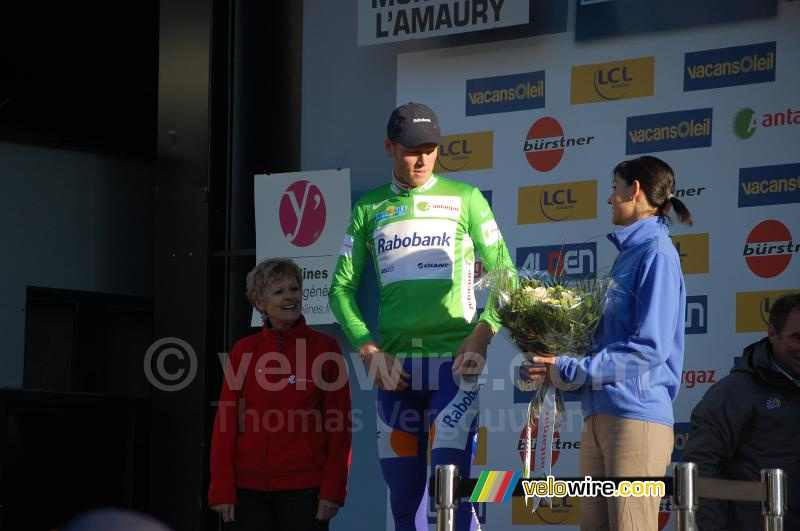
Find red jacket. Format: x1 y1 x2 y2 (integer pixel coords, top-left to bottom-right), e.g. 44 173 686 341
208 317 352 506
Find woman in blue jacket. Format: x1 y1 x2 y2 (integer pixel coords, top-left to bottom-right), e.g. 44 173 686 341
528 156 692 531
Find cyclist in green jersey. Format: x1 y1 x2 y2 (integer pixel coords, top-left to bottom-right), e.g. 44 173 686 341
329 103 513 530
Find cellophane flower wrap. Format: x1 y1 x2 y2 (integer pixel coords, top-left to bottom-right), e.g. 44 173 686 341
477 266 611 485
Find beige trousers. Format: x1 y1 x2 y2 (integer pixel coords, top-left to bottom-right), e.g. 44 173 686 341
579 414 673 531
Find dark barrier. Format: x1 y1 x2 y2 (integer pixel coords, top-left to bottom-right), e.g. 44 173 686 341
433 462 787 531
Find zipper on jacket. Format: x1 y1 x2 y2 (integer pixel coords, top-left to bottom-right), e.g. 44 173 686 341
277 330 284 353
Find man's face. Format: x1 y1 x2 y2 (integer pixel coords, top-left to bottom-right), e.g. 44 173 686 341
385 140 438 188
769 309 800 378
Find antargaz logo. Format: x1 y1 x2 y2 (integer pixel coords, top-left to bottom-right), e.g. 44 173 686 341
743 220 798 278
682 369 717 389
523 117 595 172
517 180 597 224
738 163 800 208
434 131 493 173
684 41 776 91
570 56 654 105
626 108 712 155
735 289 800 333
516 243 597 279
733 106 800 140
466 70 545 116
279 180 326 247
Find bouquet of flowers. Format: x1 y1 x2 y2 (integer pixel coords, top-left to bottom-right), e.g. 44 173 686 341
478 265 610 507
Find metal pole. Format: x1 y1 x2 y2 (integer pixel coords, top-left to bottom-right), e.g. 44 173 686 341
762 469 786 531
673 462 698 531
435 464 458 531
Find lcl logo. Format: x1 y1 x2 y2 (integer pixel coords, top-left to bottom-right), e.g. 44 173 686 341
542 189 577 206
596 66 632 85
440 139 472 157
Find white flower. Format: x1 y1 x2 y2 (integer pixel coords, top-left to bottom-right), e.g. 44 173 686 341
532 286 548 299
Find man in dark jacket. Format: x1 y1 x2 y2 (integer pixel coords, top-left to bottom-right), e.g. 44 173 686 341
682 293 800 530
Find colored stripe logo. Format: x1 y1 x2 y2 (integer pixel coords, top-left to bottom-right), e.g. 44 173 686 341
470 471 520 502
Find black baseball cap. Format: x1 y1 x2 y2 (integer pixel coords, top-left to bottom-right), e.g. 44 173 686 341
386 102 442 147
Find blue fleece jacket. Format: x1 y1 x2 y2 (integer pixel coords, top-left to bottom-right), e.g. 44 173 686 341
555 216 686 427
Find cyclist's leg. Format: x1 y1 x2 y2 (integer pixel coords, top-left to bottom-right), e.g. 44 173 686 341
429 360 481 531
377 380 428 531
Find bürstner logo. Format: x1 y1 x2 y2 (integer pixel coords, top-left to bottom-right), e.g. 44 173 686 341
738 163 800 208
523 117 595 172
626 108 712 155
516 243 597 279
743 220 798 279
466 71 545 116
570 56 655 105
517 424 579 470
733 106 800 140
683 42 776 91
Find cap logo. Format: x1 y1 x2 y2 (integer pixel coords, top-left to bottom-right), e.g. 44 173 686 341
413 118 432 123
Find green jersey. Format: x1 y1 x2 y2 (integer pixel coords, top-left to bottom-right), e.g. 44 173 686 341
329 174 514 358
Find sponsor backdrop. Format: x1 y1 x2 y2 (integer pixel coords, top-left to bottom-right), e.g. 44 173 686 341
253 169 351 326
357 0 530 46
390 3 800 530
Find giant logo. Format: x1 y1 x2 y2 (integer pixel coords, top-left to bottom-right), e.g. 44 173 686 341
743 220 798 278
626 108 713 155
735 289 800 333
739 163 800 208
670 234 710 275
733 106 800 140
684 42 776 91
466 70 545 116
685 295 708 335
570 56 654 104
279 180 326 247
523 117 595 172
517 180 598 224
516 243 597 279
435 131 493 173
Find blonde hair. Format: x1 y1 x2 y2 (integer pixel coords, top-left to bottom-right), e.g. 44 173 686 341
246 258 302 307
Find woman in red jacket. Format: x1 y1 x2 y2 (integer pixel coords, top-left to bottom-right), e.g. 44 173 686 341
209 258 352 530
